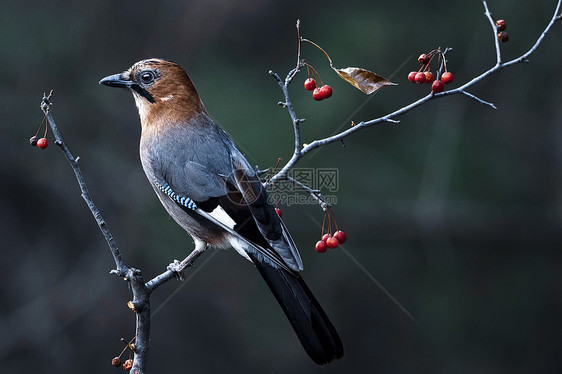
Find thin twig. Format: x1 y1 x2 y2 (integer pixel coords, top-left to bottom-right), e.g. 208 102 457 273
267 0 561 188
35 1 561 371
40 94 150 372
483 1 502 65
286 176 331 209
39 93 207 374
458 89 497 109
267 69 305 183
501 0 562 67
40 91 128 276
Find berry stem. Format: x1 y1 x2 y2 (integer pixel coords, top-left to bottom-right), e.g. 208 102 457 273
301 38 334 67
35 116 46 137
271 157 282 175
442 53 448 73
118 336 136 359
327 207 339 232
321 210 327 237
327 207 339 233
427 49 440 71
305 63 324 86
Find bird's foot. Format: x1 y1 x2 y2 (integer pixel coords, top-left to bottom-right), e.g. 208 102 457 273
166 241 207 281
166 260 183 280
167 257 197 281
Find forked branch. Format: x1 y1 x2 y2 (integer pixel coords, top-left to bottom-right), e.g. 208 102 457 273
34 1 561 372
266 0 561 198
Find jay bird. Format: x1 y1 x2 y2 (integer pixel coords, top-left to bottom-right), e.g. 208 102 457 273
99 58 343 365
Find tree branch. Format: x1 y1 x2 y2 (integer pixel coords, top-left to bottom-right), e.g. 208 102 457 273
35 1 561 372
267 0 561 192
286 176 331 210
39 92 204 374
458 89 497 109
483 1 502 65
40 91 128 276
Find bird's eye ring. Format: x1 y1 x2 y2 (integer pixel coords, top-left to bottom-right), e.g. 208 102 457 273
140 71 155 84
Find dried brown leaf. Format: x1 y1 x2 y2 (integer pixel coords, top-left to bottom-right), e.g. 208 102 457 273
333 66 397 94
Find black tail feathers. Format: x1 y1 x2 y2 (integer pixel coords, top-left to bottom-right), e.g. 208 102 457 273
249 253 343 365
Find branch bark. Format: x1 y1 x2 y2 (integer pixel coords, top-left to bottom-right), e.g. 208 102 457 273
39 92 196 374
266 0 561 195
35 1 561 372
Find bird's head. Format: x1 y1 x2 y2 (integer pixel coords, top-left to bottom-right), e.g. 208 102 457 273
100 58 206 130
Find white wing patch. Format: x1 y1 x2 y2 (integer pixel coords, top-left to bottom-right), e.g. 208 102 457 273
160 94 174 102
208 205 236 229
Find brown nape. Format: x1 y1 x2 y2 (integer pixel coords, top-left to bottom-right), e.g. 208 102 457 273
133 59 207 130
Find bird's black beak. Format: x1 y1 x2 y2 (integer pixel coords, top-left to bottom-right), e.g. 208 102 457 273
99 73 132 88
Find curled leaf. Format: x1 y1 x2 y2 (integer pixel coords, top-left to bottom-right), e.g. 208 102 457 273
333 66 397 94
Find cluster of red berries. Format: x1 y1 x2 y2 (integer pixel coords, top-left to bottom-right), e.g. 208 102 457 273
315 230 347 252
111 357 134 371
304 78 333 101
408 49 454 94
495 19 508 42
111 337 135 371
303 63 332 101
315 209 346 253
29 135 48 149
29 116 49 149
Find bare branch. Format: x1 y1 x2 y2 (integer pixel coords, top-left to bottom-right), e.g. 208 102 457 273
483 1 502 65
35 1 561 371
267 69 304 184
268 0 561 190
39 93 204 374
40 91 128 276
286 176 331 210
501 0 562 68
458 89 497 109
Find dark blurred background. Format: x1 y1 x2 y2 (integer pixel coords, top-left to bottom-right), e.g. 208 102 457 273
1 0 561 373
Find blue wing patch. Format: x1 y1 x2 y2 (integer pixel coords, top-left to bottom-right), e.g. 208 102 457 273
156 182 198 210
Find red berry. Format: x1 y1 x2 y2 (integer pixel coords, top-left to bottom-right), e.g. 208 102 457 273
408 71 417 83
424 71 434 83
333 230 347 244
111 357 122 367
414 72 426 84
319 85 332 99
37 137 48 149
441 72 453 84
322 233 332 242
418 53 430 65
315 240 327 253
123 359 133 371
304 78 317 91
312 87 323 101
275 208 282 217
498 31 509 43
431 80 444 93
326 236 339 249
495 19 506 31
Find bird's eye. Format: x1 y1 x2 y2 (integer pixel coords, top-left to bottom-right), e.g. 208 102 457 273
140 71 155 84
